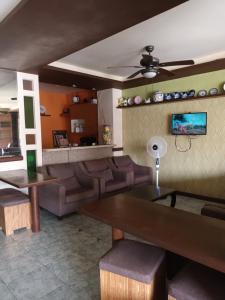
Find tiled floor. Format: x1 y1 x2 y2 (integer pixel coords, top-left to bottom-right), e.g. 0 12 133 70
0 196 207 299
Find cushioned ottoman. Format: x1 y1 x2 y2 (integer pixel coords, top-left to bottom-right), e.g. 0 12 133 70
99 239 166 300
168 262 225 300
0 188 31 235
201 204 225 221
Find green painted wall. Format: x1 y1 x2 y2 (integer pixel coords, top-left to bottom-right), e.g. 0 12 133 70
122 69 225 198
123 69 225 99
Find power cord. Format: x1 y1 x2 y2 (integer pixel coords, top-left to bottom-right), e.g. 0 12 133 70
175 135 192 152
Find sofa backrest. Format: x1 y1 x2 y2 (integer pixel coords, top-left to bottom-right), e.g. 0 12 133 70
83 158 109 172
113 155 133 169
82 158 114 182
47 163 81 191
47 163 74 179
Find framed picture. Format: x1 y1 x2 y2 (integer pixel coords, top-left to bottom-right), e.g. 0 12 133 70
52 130 69 147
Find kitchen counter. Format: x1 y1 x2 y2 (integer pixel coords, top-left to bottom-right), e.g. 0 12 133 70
42 144 114 165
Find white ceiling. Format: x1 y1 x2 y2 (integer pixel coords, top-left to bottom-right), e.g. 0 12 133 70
0 0 22 23
50 0 225 81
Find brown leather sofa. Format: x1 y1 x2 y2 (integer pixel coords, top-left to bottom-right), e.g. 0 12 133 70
38 156 152 218
111 155 153 186
79 157 132 197
38 162 99 217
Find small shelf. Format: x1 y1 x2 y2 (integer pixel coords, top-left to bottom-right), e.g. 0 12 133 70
117 93 225 109
60 112 70 117
41 114 51 117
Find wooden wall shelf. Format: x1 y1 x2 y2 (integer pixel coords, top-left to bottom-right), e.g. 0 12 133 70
0 155 23 163
41 114 51 117
117 93 225 109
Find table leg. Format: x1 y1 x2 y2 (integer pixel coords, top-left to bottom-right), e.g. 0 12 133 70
170 192 176 208
112 227 124 243
29 185 40 232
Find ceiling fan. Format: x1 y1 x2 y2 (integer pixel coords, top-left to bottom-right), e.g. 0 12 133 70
108 45 194 79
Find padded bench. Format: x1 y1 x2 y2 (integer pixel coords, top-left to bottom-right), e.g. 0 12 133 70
168 262 225 300
0 188 31 235
201 203 225 221
99 239 166 299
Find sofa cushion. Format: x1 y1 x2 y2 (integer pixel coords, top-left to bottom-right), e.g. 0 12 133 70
47 163 74 179
84 158 108 172
65 187 96 203
60 176 81 192
105 179 128 193
91 168 113 182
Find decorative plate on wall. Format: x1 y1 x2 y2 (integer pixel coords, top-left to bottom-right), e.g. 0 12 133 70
197 90 207 97
209 88 218 96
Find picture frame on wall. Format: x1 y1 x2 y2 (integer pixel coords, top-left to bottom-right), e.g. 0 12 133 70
52 130 69 147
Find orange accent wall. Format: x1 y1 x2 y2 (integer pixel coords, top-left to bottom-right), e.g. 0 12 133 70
40 88 96 149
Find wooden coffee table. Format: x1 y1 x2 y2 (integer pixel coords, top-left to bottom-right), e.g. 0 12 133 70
122 185 177 207
0 169 57 232
80 193 225 273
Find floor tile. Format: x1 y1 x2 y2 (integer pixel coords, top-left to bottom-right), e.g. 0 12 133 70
0 280 16 300
8 266 63 299
0 253 43 285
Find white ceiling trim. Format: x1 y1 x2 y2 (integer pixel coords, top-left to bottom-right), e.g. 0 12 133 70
49 61 125 82
50 51 225 82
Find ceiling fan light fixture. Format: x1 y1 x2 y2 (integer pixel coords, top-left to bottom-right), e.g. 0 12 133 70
142 68 157 79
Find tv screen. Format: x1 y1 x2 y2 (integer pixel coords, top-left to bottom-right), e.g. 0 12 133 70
171 112 207 135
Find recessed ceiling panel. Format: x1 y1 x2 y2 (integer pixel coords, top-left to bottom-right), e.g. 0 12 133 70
56 0 225 80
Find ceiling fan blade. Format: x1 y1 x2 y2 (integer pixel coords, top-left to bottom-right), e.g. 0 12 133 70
159 60 194 67
107 66 142 69
127 69 143 79
159 68 174 77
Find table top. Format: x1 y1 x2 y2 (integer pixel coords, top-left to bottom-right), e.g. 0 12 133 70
121 185 175 201
81 194 225 273
0 169 57 188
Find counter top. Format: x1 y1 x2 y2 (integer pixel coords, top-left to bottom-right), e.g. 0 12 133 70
43 144 114 152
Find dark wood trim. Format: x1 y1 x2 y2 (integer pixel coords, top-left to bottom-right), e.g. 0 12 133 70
0 155 23 163
117 93 225 109
39 66 123 90
175 191 225 205
0 0 186 71
112 147 124 152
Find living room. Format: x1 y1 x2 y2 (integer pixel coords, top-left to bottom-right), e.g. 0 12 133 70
0 0 224 299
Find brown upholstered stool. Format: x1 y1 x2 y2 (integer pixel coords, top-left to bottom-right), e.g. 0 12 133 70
0 188 31 236
99 239 166 300
168 262 225 300
201 204 225 221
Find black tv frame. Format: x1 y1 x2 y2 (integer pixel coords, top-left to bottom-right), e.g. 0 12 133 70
171 112 207 136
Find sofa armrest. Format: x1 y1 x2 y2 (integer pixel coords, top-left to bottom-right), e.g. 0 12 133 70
112 169 133 185
134 164 152 175
38 183 66 215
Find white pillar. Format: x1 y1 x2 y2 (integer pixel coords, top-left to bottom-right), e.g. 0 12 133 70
97 88 123 156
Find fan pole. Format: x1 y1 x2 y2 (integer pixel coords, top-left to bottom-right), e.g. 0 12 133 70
155 157 160 189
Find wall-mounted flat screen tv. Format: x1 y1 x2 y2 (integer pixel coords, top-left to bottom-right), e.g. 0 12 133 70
171 112 207 135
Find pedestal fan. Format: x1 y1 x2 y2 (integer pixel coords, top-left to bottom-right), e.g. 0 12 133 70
147 136 167 189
